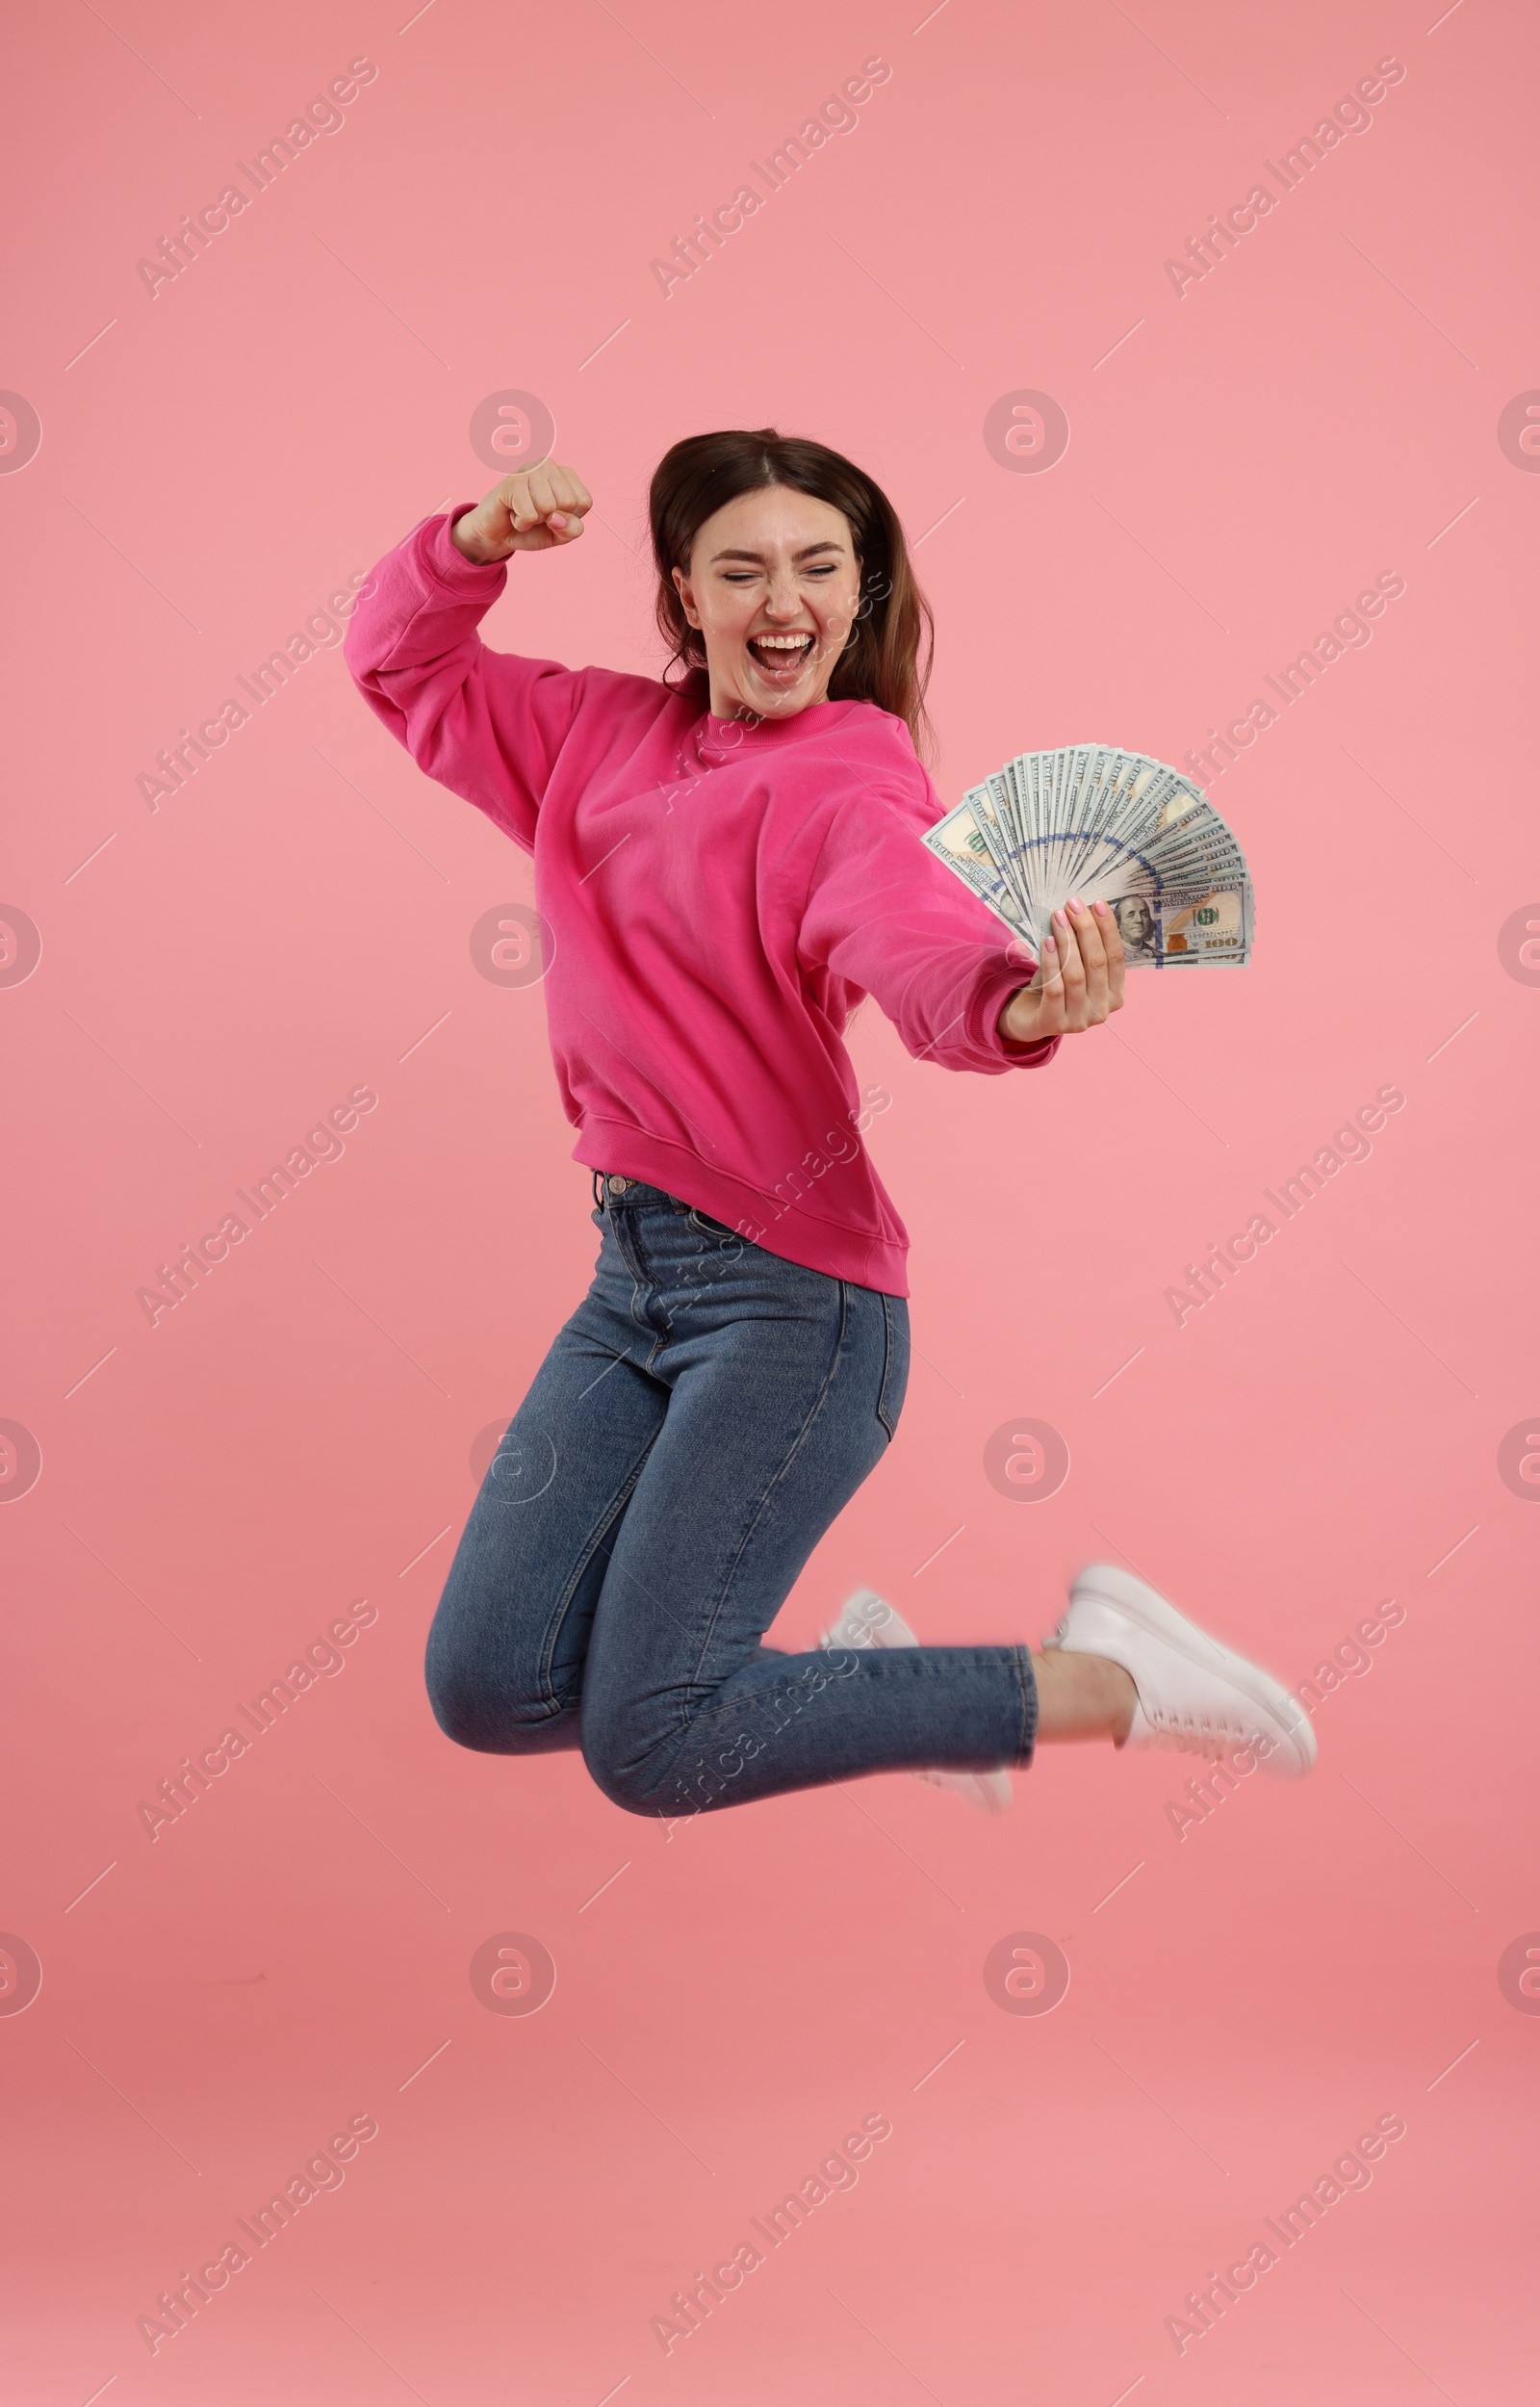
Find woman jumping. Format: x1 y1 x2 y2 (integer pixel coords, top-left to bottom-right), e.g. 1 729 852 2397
345 427 1315 1824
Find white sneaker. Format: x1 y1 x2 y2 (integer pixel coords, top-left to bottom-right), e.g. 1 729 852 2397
1043 1563 1316 1778
820 1589 1014 1815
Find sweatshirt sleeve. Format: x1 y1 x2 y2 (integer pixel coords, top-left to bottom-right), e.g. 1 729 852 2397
797 784 1062 1076
343 506 588 852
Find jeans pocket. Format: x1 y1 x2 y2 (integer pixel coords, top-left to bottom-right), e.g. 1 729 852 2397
876 1292 910 1440
687 1205 740 1242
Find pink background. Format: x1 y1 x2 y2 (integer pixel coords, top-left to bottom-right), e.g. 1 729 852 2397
4 1 1537 2399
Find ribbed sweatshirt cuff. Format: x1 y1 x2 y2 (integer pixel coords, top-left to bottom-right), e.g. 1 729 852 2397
412 505 511 602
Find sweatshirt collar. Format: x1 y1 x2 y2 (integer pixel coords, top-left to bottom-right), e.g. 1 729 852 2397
691 692 861 763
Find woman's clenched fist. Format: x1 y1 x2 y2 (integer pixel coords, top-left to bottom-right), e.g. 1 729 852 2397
449 460 593 564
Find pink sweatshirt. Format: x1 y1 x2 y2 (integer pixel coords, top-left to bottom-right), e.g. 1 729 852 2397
345 508 1059 1296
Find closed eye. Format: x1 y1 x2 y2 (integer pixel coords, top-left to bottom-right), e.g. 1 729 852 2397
722 564 839 582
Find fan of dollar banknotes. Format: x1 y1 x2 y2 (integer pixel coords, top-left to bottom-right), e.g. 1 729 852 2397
925 743 1253 967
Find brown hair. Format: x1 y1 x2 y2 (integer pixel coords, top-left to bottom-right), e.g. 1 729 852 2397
648 427 937 766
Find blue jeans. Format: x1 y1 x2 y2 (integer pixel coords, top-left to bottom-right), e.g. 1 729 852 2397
425 1177 1037 1817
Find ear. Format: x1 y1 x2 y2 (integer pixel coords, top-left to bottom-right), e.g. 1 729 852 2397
671 562 700 630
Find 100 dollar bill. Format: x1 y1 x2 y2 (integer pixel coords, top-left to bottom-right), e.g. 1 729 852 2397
1104 882 1252 966
924 797 1253 965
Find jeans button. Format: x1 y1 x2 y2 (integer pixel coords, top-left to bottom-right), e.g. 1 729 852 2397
607 1175 629 1195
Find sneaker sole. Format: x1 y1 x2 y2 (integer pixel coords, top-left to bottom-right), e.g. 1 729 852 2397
1063 1564 1317 1776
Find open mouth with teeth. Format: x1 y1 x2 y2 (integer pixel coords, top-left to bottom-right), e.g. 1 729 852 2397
747 631 817 680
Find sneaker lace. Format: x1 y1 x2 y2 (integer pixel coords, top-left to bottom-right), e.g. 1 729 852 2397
1145 1703 1248 1760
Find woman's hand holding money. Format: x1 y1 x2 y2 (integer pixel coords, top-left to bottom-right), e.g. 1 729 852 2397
997 896 1125 1047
